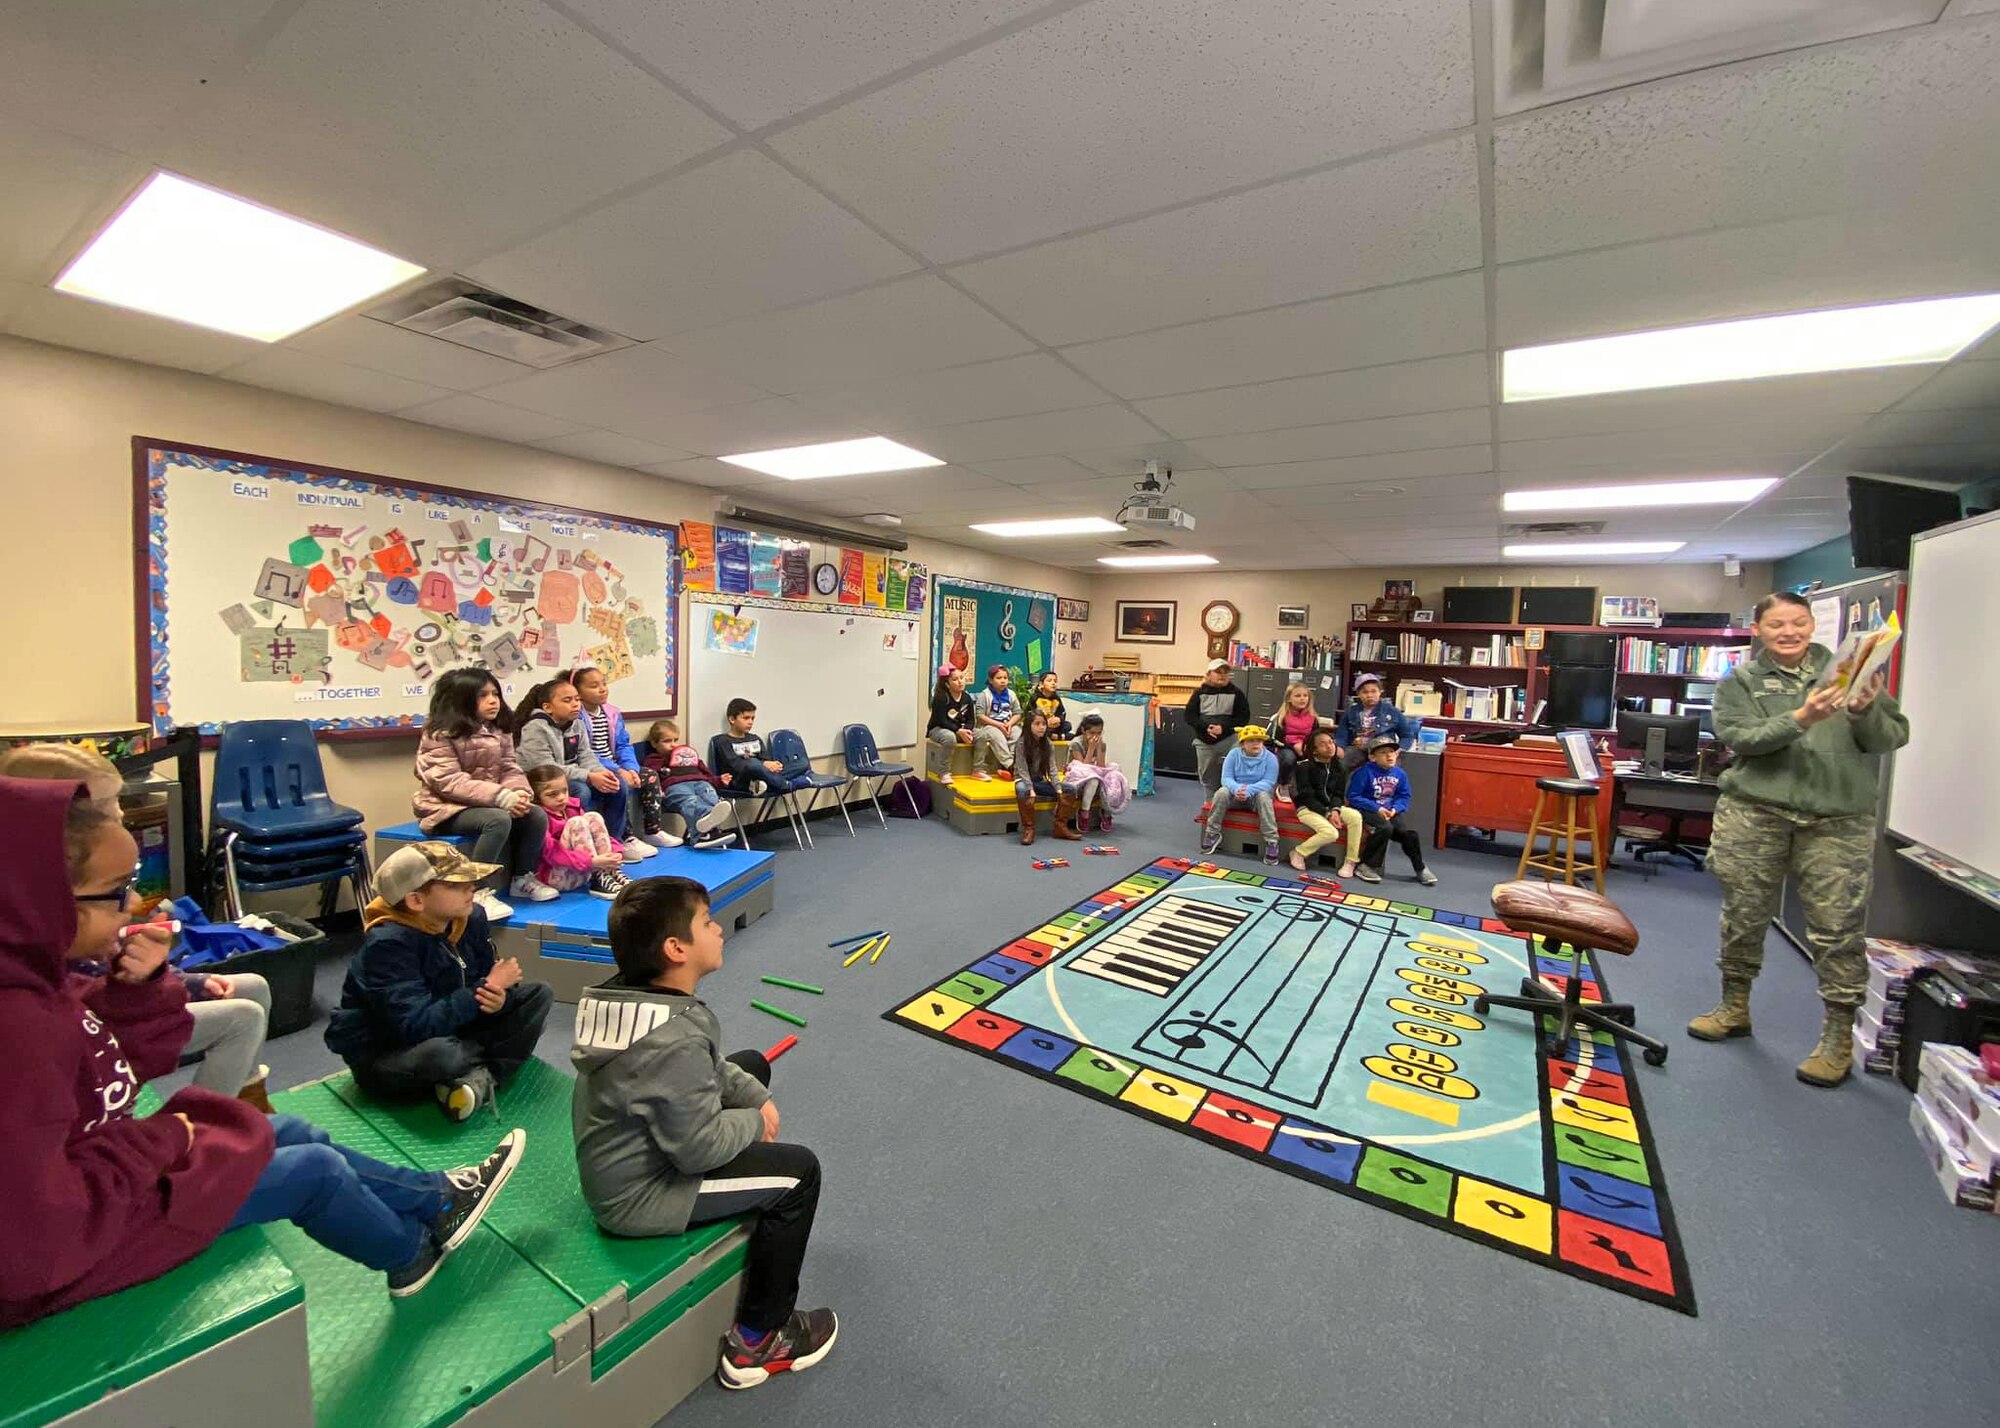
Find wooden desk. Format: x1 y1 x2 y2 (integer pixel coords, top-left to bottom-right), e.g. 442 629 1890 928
1437 741 1613 850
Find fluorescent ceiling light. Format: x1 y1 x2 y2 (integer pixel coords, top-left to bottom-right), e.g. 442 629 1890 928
720 436 944 480
1504 541 1685 559
1503 477 1779 513
1502 294 2000 402
1096 553 1219 568
969 516 1125 538
53 171 424 342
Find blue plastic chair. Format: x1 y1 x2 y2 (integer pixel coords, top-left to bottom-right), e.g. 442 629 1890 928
708 734 809 852
770 729 854 845
211 720 365 837
840 723 917 828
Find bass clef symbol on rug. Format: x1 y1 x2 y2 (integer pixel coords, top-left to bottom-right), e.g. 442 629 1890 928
998 600 1017 651
1154 1011 1274 1072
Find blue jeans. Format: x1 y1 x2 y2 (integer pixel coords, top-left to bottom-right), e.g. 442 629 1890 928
579 781 630 840
226 1115 448 1272
662 781 720 827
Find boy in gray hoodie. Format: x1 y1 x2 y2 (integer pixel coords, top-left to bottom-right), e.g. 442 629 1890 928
572 877 836 1390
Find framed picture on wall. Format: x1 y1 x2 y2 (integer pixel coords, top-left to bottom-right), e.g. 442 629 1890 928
1350 603 1369 620
1276 604 1309 629
1057 597 1091 622
1114 600 1177 643
1411 609 1435 623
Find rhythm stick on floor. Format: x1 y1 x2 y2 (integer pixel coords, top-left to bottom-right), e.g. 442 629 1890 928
750 1000 808 1028
827 930 883 948
765 1035 798 1062
868 934 891 964
843 937 879 968
761 977 824 995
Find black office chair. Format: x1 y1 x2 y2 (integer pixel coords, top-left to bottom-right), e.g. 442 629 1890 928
1625 815 1706 872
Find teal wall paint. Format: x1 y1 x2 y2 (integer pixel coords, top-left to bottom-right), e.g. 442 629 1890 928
1773 535 1889 591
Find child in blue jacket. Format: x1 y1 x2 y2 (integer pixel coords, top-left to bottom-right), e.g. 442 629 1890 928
1347 735 1435 886
1200 725 1282 865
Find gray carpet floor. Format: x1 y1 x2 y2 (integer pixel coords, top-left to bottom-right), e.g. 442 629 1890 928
193 777 1999 1427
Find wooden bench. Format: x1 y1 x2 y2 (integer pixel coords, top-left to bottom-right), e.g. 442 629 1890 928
1193 795 1354 868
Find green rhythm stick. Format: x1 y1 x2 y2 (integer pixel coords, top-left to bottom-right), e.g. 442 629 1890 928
761 977 824 996
751 1000 808 1028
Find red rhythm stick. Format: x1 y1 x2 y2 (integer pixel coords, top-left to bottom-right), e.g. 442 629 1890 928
765 1035 798 1062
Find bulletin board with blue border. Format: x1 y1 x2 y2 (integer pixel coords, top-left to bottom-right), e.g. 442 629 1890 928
133 437 678 736
930 576 1056 692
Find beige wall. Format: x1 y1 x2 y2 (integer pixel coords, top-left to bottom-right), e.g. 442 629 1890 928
0 335 1090 843
1075 563 1771 676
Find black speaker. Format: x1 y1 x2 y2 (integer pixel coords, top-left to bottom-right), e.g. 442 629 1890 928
1518 587 1598 625
1441 587 1517 622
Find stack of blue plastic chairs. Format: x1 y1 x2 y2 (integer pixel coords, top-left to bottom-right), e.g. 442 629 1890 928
208 720 373 919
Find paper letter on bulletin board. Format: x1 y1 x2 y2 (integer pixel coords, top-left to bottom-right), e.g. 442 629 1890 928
137 439 678 736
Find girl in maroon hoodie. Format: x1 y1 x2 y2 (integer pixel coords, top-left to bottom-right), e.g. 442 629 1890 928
0 778 525 1323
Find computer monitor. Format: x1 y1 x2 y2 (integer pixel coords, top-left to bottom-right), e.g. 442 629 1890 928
1617 711 1701 774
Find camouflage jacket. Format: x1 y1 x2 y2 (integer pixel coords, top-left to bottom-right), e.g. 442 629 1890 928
1713 646 1909 818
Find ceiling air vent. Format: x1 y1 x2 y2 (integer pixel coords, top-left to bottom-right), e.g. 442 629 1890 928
1494 0 1946 115
1505 519 1608 537
1111 538 1172 550
365 278 633 369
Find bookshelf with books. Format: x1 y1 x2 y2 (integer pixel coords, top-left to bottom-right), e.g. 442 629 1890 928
1344 618 1754 733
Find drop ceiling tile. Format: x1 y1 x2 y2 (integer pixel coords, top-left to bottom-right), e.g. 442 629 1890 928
0 122 146 285
770 0 1472 262
1134 354 1492 440
284 316 531 391
1493 21 2000 263
400 394 585 445
474 343 772 445
532 429 694 469
1192 408 1491 469
642 456 784 490
629 397 870 456
672 275 1034 393
803 354 1113 430
559 0 1055 130
1495 208 2000 348
1852 407 2000 446
0 1 278 153
1061 272 1486 400
468 150 919 340
893 404 1163 464
1496 370 1935 443
0 280 31 327
1225 446 1496 491
159 0 732 265
1499 423 1855 472
951 135 1482 345
222 347 452 413
1894 361 2000 411
7 288 262 373
964 455 1104 486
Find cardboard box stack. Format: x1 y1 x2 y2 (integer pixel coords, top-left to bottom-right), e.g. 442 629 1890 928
1854 938 1992 1077
1909 1043 2000 1214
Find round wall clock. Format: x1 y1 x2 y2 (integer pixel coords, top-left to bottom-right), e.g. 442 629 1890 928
1201 599 1240 659
812 562 840 597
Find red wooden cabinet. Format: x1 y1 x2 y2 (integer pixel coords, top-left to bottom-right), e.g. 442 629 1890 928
1437 742 1613 850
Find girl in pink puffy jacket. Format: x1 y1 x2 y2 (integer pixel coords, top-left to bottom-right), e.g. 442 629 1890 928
411 669 552 920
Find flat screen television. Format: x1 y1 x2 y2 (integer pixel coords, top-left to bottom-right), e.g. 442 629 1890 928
1848 477 1962 569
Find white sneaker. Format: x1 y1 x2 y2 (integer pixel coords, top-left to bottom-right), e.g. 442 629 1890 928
640 828 682 849
620 837 656 862
695 802 733 836
473 889 514 922
509 873 559 903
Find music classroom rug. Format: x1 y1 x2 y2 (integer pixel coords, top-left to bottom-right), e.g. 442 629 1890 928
886 857 1695 1314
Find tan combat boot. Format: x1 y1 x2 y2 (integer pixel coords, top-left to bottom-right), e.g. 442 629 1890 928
1686 979 1754 1041
1796 1003 1855 1087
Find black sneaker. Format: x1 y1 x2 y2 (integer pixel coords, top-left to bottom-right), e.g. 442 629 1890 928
386 1237 444 1299
589 867 631 900
717 1308 839 1390
433 1129 526 1254
1200 830 1224 856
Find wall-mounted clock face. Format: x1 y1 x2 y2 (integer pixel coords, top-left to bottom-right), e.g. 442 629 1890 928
1202 600 1240 636
812 562 840 597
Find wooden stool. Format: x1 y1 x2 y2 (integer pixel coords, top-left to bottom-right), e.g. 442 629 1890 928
1479 880 1667 1067
1516 776 1605 886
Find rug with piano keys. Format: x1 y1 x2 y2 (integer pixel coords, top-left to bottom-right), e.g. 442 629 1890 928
886 857 1694 1313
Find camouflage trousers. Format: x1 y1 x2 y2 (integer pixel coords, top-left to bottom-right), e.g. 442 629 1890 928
1709 794 1874 1007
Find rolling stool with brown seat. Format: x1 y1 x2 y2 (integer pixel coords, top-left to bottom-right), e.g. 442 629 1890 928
1515 776 1606 887
1477 879 1668 1067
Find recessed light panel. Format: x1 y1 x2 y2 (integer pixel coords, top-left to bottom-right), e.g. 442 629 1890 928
1503 541 1685 559
1503 478 1778 512
1096 553 1220 568
970 517 1126 537
720 437 945 480
53 172 424 342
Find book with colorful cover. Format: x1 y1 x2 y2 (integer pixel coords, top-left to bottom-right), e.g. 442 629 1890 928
1813 611 1901 697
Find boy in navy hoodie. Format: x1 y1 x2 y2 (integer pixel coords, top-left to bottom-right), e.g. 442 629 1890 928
1347 735 1435 886
328 843 554 1121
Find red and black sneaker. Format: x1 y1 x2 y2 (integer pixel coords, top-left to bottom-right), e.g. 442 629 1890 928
717 1308 839 1390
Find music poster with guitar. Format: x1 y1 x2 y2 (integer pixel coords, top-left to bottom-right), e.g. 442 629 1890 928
136 438 678 735
930 576 1056 691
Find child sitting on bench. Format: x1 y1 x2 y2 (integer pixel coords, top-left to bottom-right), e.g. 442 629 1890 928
573 877 837 1391
1200 724 1281 865
1347 734 1436 887
525 764 629 900
326 842 555 1122
0 778 523 1321
642 719 738 848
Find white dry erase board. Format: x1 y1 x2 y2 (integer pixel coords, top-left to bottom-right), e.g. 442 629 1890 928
1886 508 2000 882
136 439 677 735
685 594 923 755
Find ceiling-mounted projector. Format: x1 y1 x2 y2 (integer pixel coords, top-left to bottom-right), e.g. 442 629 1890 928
1115 459 1195 533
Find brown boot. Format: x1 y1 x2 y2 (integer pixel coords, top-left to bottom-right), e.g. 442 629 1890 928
1051 789 1082 840
1017 792 1037 845
237 1064 275 1114
1797 1003 1855 1087
1687 979 1754 1041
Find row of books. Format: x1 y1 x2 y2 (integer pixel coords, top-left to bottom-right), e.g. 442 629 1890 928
1393 678 1531 724
1231 636 1343 671
1616 639 1752 676
1349 631 1527 667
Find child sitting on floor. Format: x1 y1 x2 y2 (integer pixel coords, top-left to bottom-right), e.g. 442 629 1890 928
325 842 556 1121
1200 724 1281 865
0 778 523 1320
1061 712 1129 834
573 877 836 1391
1347 734 1435 887
642 720 737 848
526 764 630 900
